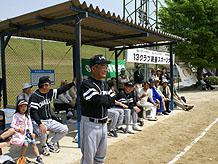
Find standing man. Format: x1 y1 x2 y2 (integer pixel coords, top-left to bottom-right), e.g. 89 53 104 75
29 76 74 156
80 54 114 164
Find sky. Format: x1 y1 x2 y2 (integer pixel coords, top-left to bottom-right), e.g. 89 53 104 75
0 0 123 20
0 0 165 21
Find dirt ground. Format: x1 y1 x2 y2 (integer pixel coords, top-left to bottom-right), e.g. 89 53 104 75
105 90 218 164
2 90 218 164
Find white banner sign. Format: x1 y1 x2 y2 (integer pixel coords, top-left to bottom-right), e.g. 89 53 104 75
176 64 198 87
127 48 172 65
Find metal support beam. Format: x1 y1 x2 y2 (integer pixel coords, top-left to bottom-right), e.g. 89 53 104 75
115 50 119 86
0 12 88 36
75 17 82 148
4 35 11 49
83 33 148 44
169 44 174 110
109 41 177 51
115 50 123 87
0 36 8 108
70 6 148 36
74 12 87 148
73 41 76 77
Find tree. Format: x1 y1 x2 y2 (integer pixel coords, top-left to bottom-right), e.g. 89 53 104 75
159 0 218 79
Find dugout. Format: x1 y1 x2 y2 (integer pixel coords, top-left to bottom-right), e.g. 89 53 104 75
0 0 183 146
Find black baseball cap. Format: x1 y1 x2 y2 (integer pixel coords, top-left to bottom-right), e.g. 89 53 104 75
89 54 111 67
149 78 155 83
38 76 51 87
18 99 28 106
124 81 134 87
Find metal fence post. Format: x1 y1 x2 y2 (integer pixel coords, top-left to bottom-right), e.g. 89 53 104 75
115 50 119 86
0 36 7 108
74 16 82 148
74 12 89 147
40 39 44 70
73 41 76 77
169 44 174 110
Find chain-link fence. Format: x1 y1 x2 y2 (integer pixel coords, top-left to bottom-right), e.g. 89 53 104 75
3 37 113 107
3 37 177 107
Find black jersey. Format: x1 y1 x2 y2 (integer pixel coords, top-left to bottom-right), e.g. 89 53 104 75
29 82 74 125
116 90 138 109
80 76 115 119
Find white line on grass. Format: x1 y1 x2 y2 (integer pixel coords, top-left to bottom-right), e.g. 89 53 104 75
168 117 218 164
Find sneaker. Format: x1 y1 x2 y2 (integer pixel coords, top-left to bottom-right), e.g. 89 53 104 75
146 115 152 119
36 156 44 164
42 146 50 156
185 105 194 111
107 118 112 124
66 111 74 120
66 111 73 118
132 126 142 131
66 119 76 124
187 106 194 111
116 127 126 133
157 112 163 116
148 118 158 121
139 120 144 127
48 143 60 153
125 129 135 134
73 134 78 143
108 130 118 137
162 111 169 115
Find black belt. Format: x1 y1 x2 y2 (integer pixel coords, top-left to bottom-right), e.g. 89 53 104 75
89 117 108 124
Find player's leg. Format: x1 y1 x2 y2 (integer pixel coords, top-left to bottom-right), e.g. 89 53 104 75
94 123 107 164
80 117 101 164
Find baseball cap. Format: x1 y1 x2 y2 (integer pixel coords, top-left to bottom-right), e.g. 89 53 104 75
162 79 169 84
149 78 154 83
89 55 111 67
22 83 32 90
154 77 160 82
18 99 28 106
38 76 51 87
156 68 161 72
142 80 150 85
124 81 134 87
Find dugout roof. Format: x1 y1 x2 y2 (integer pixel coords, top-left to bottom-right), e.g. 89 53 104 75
0 0 182 49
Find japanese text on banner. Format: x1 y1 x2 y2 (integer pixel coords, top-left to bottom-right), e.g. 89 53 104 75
127 48 173 65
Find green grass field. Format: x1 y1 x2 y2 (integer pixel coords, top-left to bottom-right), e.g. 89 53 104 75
4 37 123 106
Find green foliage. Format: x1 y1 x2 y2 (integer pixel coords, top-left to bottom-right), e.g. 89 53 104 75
159 0 218 68
206 76 218 85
